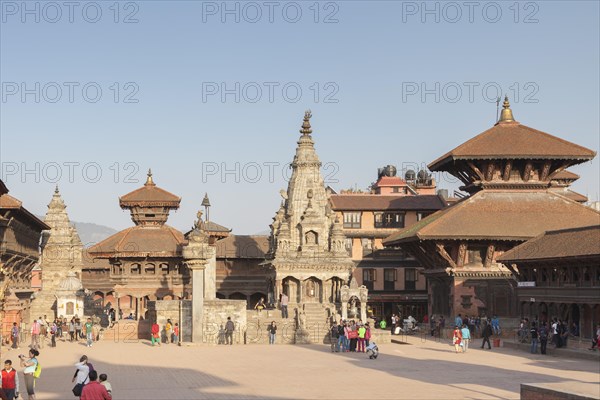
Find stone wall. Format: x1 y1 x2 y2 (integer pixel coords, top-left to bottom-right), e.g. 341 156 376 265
202 299 247 344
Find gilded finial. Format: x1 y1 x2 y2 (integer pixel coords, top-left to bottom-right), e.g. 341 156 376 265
300 110 312 135
145 169 155 186
54 185 59 194
196 210 203 223
498 95 515 123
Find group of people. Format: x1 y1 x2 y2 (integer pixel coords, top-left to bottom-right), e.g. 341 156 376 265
73 355 112 399
22 316 97 351
430 314 501 339
150 319 180 346
330 320 371 353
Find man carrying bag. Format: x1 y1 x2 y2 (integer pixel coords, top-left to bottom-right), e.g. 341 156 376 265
72 356 93 397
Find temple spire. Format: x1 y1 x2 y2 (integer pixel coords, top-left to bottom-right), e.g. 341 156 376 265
300 110 313 135
497 96 515 123
145 168 155 186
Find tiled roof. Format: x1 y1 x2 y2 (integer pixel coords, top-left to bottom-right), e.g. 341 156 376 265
82 250 112 269
552 170 580 181
498 225 600 262
119 185 181 207
0 193 50 230
383 191 600 243
0 193 22 208
550 188 588 203
215 235 269 259
428 121 596 171
330 194 446 211
375 176 406 186
88 225 185 257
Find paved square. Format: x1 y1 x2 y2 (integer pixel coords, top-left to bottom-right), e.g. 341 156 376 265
2 337 599 399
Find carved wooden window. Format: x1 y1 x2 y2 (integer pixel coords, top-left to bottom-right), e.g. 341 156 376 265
160 263 169 275
343 212 361 228
145 263 156 275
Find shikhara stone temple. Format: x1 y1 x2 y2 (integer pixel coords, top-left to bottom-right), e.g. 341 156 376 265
1 103 599 343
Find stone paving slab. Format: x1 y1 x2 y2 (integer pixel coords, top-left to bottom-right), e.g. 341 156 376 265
1 335 598 400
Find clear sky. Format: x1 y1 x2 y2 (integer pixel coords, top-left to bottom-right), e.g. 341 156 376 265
1 0 599 237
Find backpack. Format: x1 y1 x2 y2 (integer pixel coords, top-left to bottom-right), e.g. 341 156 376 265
87 362 95 373
33 361 42 378
337 325 345 336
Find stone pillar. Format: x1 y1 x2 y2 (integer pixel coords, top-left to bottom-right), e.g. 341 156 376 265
204 249 217 300
188 260 206 343
360 302 367 322
298 280 303 304
275 279 282 303
341 301 348 320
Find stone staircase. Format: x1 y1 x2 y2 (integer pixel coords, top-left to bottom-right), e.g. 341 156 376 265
244 303 337 344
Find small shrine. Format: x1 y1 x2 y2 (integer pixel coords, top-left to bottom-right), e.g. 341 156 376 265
56 270 85 319
340 277 368 322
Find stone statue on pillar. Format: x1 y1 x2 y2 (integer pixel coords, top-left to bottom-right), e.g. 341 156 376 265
182 210 215 343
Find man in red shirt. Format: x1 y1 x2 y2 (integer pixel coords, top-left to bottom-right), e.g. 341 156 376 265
80 370 111 400
151 321 160 346
0 360 21 400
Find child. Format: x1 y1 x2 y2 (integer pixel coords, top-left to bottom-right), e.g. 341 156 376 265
173 323 179 344
99 373 112 396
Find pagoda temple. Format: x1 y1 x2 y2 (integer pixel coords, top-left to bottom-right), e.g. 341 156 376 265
384 98 599 320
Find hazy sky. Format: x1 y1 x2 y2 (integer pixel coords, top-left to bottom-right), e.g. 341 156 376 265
1 0 599 238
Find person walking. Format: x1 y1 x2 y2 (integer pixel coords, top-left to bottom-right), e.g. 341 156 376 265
50 322 57 348
1 360 21 400
30 320 41 351
539 322 549 355
10 323 19 350
69 319 75 342
80 371 111 400
173 323 179 345
390 314 397 336
268 321 277 345
530 322 539 354
225 317 235 345
481 321 493 349
460 324 471 352
84 318 94 347
280 293 289 319
165 319 173 344
151 321 160 347
452 326 463 353
19 349 39 400
365 322 371 347
74 319 82 342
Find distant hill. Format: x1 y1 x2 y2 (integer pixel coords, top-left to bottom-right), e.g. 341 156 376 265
36 215 117 247
73 221 117 247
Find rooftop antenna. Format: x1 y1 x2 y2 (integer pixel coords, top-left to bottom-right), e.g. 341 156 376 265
496 96 501 123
